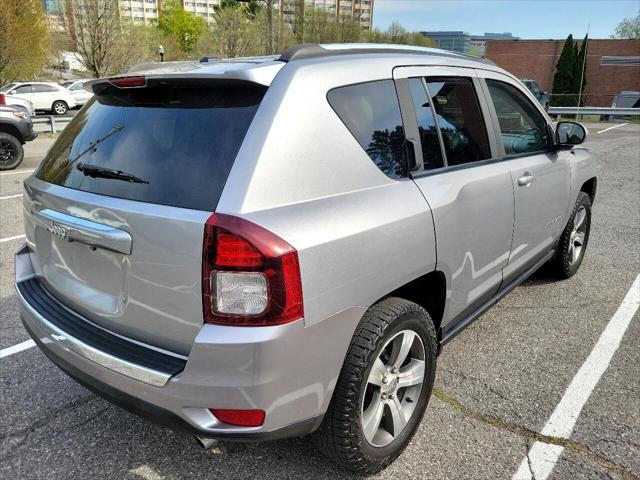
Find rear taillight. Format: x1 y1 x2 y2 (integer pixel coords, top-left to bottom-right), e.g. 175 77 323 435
202 213 303 326
0 93 5 105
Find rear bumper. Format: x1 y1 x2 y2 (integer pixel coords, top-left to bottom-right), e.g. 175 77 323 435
15 244 364 440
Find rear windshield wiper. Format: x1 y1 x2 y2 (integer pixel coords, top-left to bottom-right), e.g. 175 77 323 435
77 163 149 184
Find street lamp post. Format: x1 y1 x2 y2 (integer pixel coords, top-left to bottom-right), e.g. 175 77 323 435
158 45 165 62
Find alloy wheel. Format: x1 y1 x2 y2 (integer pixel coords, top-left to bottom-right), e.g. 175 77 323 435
0 139 17 166
361 329 426 447
568 206 587 265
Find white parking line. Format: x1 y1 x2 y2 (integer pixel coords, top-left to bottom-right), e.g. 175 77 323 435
0 168 34 176
0 234 26 243
512 274 640 480
0 194 22 200
597 123 628 134
0 340 36 359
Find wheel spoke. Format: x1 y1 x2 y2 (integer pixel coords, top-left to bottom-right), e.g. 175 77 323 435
574 207 586 230
574 231 585 246
362 392 384 442
367 357 387 387
572 243 580 263
387 395 407 436
390 331 415 370
397 359 425 388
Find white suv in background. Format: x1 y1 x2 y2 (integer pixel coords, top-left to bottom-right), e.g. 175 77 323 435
3 82 76 115
62 79 95 106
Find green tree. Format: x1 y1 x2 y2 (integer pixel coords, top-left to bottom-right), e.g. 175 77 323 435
158 0 207 55
574 34 588 106
212 6 256 58
611 14 640 39
551 34 576 107
0 0 48 84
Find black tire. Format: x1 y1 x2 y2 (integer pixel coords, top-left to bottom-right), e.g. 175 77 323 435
52 100 68 115
314 297 437 474
549 191 592 278
0 132 24 170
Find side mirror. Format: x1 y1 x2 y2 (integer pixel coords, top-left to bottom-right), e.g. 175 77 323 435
555 121 587 149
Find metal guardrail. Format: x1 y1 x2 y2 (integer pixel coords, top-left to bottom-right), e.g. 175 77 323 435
31 107 639 133
548 106 640 120
32 115 73 133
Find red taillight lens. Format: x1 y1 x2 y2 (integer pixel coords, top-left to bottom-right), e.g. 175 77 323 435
203 213 304 326
0 93 5 105
109 76 146 88
215 231 264 268
210 408 265 427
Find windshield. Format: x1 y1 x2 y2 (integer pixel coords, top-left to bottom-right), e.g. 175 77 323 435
36 85 265 211
0 83 18 93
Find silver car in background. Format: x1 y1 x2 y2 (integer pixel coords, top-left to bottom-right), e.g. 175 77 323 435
16 44 596 473
0 85 36 117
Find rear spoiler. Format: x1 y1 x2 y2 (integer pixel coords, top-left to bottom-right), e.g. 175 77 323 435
85 61 284 95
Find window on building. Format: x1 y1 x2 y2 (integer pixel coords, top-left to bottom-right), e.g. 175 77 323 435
426 78 491 166
328 80 408 179
486 79 549 155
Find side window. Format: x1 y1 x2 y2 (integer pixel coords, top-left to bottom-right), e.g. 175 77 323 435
33 84 58 93
407 78 444 170
486 79 549 155
327 80 407 179
14 85 32 94
426 78 491 166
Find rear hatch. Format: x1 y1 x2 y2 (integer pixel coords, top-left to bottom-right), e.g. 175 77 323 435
22 78 266 355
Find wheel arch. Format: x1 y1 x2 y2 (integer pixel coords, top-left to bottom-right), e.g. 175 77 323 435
580 177 597 205
0 124 23 143
379 270 447 340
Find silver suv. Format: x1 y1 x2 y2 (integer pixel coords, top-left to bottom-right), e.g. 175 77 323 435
16 44 596 473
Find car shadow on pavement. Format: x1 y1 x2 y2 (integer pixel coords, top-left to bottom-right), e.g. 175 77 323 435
80 399 367 480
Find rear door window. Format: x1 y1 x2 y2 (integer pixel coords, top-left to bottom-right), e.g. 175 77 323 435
36 85 264 211
407 78 444 170
33 84 59 93
327 80 407 179
426 78 491 166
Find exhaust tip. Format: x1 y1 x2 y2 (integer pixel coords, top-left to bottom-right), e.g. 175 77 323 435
195 435 217 450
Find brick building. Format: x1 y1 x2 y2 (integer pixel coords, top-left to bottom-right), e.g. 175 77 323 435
485 39 640 107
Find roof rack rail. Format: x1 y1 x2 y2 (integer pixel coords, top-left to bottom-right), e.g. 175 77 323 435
279 43 494 65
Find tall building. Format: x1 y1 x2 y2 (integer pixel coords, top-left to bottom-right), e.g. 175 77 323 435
420 31 519 56
49 0 374 34
42 0 66 31
420 31 471 54
118 0 222 24
277 0 374 31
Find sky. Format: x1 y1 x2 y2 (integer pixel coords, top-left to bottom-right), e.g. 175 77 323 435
372 0 640 39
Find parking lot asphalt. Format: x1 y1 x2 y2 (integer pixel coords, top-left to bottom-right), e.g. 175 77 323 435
1 122 638 479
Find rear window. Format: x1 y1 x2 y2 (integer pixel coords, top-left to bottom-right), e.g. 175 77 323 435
36 85 264 211
327 80 407 179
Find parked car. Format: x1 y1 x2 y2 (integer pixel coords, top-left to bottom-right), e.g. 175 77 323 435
62 79 96 106
1 81 76 115
0 105 37 170
521 78 550 111
16 44 596 473
0 87 36 116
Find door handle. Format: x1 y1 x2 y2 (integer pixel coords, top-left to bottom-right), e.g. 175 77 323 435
517 172 535 186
